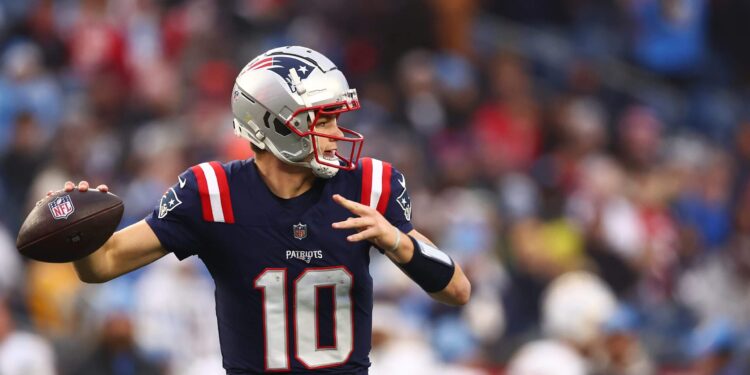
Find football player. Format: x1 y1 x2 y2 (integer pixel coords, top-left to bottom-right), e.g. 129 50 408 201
56 46 470 374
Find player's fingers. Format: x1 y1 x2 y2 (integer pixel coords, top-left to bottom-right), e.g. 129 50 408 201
96 184 109 192
46 190 54 197
346 228 378 242
332 217 373 230
77 180 90 192
332 194 368 215
64 181 75 192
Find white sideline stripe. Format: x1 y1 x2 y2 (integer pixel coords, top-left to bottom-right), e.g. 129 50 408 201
199 162 225 222
369 159 383 210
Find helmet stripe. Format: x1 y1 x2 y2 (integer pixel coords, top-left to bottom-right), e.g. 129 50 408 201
251 62 274 71
247 57 273 70
240 57 273 77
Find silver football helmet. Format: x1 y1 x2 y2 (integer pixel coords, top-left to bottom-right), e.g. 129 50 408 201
231 46 363 178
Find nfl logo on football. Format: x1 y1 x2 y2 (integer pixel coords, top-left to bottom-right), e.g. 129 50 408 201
293 222 307 240
48 195 75 220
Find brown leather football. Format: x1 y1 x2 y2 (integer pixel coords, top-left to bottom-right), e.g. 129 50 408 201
16 190 124 263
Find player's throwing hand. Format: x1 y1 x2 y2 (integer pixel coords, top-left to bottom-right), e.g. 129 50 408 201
46 181 109 197
331 194 401 253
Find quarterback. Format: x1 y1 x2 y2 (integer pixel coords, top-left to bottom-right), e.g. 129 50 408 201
58 46 470 374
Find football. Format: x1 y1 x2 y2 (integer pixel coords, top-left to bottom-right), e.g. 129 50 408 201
16 190 124 263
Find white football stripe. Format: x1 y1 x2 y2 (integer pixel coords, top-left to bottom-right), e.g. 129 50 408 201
199 162 225 222
369 159 383 210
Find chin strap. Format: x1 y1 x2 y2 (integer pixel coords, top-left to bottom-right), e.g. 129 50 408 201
310 157 338 178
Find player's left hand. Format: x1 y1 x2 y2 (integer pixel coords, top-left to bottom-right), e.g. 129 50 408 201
331 194 400 252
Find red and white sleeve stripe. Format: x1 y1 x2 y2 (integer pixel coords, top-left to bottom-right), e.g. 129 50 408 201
191 161 235 223
360 158 392 215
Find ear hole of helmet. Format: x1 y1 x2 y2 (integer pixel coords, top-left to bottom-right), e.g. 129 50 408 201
273 117 291 136
263 111 293 136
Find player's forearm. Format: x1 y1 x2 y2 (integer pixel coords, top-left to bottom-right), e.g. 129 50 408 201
74 220 167 283
73 235 117 283
388 230 471 306
429 263 471 306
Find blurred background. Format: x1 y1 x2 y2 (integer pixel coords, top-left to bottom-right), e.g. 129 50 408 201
2 0 750 374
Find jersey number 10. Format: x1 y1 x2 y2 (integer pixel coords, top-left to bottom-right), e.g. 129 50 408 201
255 266 354 371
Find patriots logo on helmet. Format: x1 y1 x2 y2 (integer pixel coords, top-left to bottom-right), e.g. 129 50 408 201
242 55 315 93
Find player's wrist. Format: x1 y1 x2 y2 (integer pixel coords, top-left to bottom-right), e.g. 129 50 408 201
375 226 410 262
381 226 416 264
385 226 401 253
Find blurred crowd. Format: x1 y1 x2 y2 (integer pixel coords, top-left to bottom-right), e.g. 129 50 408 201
2 0 750 374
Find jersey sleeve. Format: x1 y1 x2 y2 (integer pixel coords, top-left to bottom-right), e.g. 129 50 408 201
384 166 414 233
358 158 414 233
144 168 205 260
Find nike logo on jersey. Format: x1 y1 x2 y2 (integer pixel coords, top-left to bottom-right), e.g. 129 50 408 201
178 176 187 188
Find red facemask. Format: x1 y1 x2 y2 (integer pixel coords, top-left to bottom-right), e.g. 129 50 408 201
284 99 364 171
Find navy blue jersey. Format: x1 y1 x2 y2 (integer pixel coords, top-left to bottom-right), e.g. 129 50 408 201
145 158 413 374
